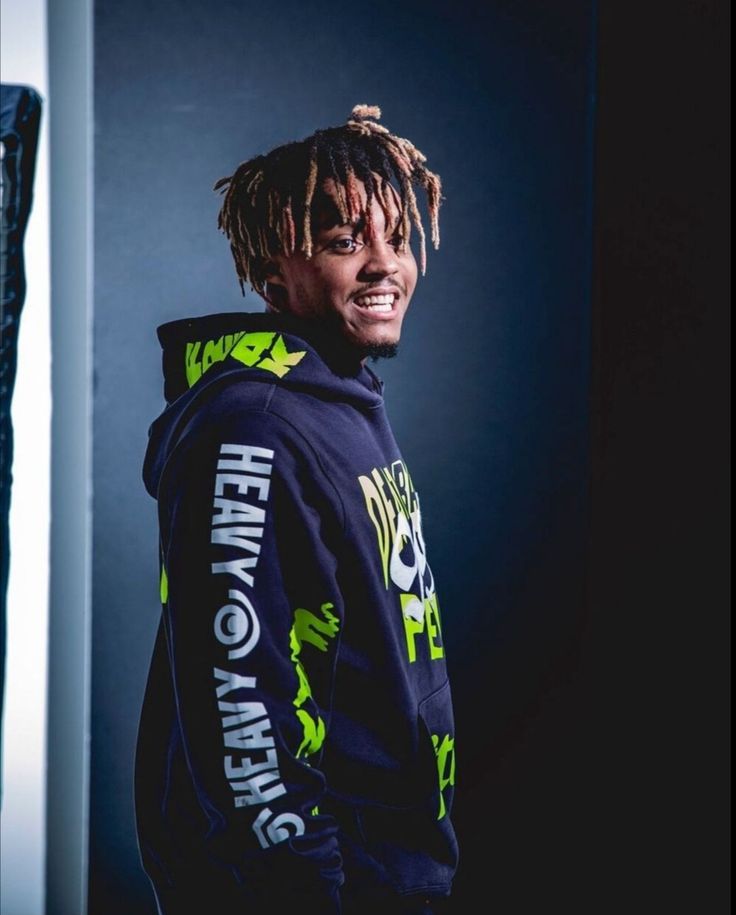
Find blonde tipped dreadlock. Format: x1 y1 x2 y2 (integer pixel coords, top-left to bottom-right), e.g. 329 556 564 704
215 104 444 296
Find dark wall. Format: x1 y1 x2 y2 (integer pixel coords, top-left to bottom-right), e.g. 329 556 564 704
90 1 595 911
587 2 730 912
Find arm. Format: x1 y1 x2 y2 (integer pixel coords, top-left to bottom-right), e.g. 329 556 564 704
157 408 346 909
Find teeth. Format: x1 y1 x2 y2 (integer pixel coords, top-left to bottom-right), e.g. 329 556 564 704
354 293 396 309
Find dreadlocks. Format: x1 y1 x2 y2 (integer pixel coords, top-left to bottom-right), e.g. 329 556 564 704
214 104 443 296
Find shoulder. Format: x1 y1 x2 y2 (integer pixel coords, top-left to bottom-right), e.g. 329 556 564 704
170 379 325 476
156 377 346 530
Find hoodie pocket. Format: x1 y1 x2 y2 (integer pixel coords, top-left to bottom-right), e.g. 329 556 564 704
416 678 456 823
353 679 459 894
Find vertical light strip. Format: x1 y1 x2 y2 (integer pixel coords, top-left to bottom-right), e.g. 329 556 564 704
45 0 93 912
0 1 50 913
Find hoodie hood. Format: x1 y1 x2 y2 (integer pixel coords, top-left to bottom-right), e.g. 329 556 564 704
157 310 385 405
144 310 386 497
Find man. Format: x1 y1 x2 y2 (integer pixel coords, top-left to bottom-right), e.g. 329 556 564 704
135 104 458 915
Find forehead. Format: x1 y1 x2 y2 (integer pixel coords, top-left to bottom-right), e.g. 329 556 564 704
313 174 403 231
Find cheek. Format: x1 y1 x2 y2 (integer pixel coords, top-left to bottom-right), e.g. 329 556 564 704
404 257 419 295
318 265 353 299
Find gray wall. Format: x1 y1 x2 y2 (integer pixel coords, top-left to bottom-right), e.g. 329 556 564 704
46 1 94 912
90 1 595 911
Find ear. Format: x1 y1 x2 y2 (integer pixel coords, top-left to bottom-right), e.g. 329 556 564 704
262 258 286 288
259 259 288 312
263 284 288 312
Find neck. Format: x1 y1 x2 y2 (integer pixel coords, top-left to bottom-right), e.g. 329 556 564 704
265 311 367 375
264 307 398 370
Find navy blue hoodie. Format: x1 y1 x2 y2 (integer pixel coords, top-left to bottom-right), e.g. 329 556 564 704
135 311 459 914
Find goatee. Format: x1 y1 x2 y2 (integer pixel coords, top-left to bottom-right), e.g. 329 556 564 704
363 341 399 361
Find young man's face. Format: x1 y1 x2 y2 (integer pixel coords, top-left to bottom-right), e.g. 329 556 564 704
264 175 418 359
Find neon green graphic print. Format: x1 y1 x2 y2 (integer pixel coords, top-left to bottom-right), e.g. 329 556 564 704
288 602 340 759
185 331 306 387
431 733 456 820
399 592 444 663
358 460 445 664
160 565 168 604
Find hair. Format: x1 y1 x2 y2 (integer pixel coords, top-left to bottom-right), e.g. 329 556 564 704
214 104 443 297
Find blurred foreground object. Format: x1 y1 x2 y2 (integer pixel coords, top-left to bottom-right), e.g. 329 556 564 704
0 83 42 749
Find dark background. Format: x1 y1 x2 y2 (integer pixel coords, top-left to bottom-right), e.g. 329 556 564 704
88 1 729 913
586 2 729 912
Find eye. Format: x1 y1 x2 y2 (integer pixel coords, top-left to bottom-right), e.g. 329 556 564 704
329 236 361 253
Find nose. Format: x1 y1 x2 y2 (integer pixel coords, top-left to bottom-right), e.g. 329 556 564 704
360 233 400 278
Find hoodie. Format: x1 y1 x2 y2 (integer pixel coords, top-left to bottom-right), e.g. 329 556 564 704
135 311 459 914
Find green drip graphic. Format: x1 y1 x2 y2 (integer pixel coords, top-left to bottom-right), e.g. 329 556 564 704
431 733 456 820
288 603 339 758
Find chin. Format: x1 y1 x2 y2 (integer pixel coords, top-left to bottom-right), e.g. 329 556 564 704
333 316 403 360
362 341 400 361
361 327 401 357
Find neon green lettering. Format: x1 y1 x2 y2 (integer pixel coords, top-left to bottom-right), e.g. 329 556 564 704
256 333 307 378
400 592 445 663
223 332 245 355
229 331 275 367
201 337 226 374
185 332 246 387
425 593 444 660
358 474 392 588
401 592 424 663
185 341 202 387
371 468 399 545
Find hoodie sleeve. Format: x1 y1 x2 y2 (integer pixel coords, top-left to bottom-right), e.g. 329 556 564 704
155 407 347 910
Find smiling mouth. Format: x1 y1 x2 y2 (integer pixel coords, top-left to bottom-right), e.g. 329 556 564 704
352 292 398 316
